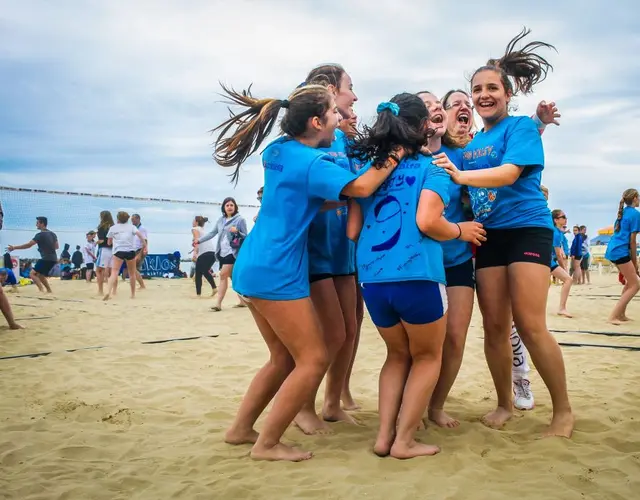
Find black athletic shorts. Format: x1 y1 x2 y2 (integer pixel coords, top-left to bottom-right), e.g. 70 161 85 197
114 250 136 261
445 258 475 289
475 227 553 270
85 263 94 270
34 259 56 276
612 255 631 266
218 254 236 266
310 272 356 284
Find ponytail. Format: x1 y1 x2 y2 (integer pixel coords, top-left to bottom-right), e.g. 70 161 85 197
472 27 556 96
350 93 430 168
211 83 333 184
614 188 640 232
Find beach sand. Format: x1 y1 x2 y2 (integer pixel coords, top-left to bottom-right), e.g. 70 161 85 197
1 273 639 500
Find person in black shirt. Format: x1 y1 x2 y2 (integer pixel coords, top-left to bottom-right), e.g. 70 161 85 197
72 245 84 270
8 216 58 293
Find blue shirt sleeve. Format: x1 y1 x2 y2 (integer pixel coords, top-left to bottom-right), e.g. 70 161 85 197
629 209 640 233
502 117 545 172
307 156 357 201
553 230 562 249
422 163 451 207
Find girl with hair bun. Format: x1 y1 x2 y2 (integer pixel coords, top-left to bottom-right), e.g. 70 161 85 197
605 188 640 324
436 28 574 438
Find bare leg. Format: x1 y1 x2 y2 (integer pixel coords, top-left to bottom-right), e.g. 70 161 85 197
212 264 233 310
609 262 640 324
125 259 138 298
552 266 573 317
322 275 358 423
342 284 364 410
572 259 582 285
294 278 344 434
96 267 105 294
476 266 514 429
29 270 45 292
391 315 447 459
225 302 295 445
429 286 474 428
0 287 23 329
374 322 411 457
39 274 53 293
103 257 123 300
249 297 329 461
509 262 574 438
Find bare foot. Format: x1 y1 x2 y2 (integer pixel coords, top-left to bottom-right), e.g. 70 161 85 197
250 442 313 462
609 318 622 326
557 309 573 318
224 427 259 445
481 406 513 429
543 411 575 439
102 294 111 302
428 408 460 428
341 392 360 411
620 316 632 322
373 431 395 457
294 411 333 435
211 289 218 298
390 439 440 459
322 407 359 425
9 323 24 330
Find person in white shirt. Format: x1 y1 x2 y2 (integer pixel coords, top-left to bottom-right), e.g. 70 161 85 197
126 213 147 290
82 231 97 282
103 211 147 301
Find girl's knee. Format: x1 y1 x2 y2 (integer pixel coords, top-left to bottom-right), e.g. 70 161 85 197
444 331 466 356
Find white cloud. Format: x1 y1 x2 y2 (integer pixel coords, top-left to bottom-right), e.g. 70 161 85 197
1 0 639 243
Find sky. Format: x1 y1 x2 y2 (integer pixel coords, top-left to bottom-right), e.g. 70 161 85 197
1 0 639 256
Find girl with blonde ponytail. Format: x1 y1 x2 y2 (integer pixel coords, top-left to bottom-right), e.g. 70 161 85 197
605 188 640 324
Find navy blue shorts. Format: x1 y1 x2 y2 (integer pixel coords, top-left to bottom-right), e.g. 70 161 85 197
34 259 56 276
360 280 448 328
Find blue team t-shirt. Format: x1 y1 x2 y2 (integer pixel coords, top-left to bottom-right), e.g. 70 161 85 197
232 138 357 300
355 154 450 285
461 116 552 230
436 144 473 268
0 268 17 285
308 129 355 276
605 206 640 262
551 226 564 267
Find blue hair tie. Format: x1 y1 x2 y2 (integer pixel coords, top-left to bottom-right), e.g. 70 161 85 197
297 81 307 88
377 102 400 116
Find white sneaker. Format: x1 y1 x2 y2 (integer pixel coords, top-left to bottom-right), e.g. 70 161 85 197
513 378 535 410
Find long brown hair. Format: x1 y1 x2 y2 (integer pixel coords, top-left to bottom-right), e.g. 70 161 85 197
614 188 639 233
98 210 114 232
211 84 333 184
471 27 556 96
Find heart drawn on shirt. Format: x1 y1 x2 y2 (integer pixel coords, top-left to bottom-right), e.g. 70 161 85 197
406 176 416 186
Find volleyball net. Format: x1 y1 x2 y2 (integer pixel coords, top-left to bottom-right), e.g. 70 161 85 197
0 186 259 258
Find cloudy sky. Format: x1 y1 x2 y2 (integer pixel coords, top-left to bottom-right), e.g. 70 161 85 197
1 0 638 252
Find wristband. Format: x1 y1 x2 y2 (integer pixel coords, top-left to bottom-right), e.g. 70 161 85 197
455 223 462 240
533 114 547 131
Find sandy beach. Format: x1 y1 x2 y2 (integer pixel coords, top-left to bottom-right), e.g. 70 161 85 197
1 273 639 500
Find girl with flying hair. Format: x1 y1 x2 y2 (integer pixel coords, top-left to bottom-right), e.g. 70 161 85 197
604 188 640 324
347 93 485 458
212 82 404 461
432 46 563 420
437 28 574 438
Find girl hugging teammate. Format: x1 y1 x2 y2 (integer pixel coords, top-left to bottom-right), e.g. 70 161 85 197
347 93 485 458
